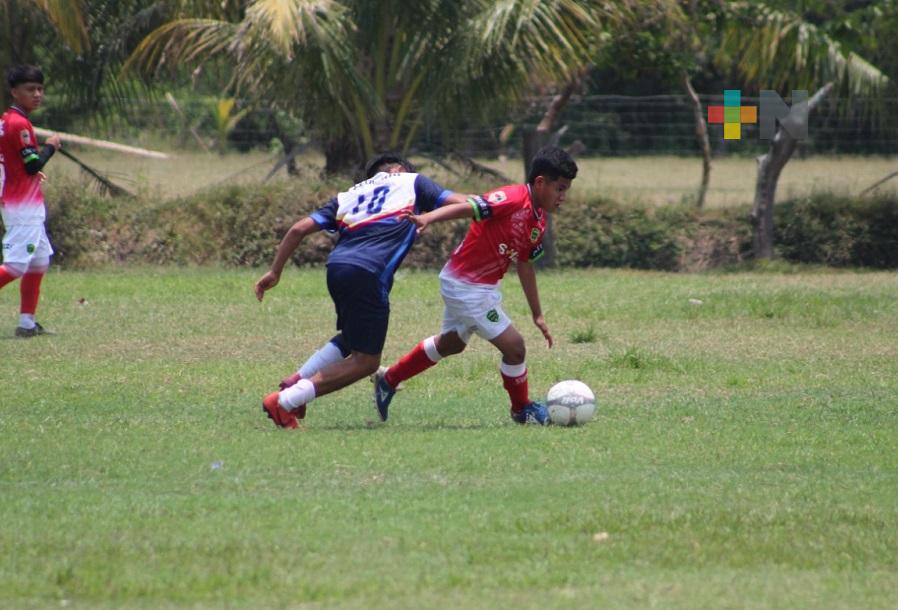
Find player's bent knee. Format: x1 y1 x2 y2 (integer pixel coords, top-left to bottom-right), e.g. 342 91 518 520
501 341 526 364
436 333 466 356
351 352 382 376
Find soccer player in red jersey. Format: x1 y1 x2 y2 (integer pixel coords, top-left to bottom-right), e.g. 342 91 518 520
374 146 578 425
0 65 61 337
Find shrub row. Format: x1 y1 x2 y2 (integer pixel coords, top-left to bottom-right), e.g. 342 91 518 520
42 180 898 271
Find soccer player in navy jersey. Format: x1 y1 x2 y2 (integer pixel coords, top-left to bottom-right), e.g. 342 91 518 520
0 65 62 337
373 146 578 425
254 153 470 428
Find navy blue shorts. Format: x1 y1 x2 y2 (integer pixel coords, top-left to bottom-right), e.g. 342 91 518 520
326 263 390 355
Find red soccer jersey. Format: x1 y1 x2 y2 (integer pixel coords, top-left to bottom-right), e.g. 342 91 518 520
442 184 546 285
0 107 45 225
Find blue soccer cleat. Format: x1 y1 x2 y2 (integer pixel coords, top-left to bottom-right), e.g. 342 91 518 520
372 366 397 422
510 402 549 425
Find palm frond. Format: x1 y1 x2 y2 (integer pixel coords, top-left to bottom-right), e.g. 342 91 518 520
125 19 240 77
243 0 346 57
36 0 90 53
719 1 888 95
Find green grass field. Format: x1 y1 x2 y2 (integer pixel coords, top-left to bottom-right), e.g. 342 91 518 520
2 267 898 608
52 147 898 207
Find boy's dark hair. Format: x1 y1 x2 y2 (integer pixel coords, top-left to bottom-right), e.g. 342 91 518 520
6 65 44 90
365 152 415 179
527 146 578 185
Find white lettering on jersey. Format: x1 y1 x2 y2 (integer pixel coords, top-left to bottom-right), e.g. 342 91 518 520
497 243 519 261
336 172 417 230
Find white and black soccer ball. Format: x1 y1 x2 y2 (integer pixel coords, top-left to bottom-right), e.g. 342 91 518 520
546 380 596 426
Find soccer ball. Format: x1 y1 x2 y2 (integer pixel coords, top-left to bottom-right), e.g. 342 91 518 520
546 380 596 426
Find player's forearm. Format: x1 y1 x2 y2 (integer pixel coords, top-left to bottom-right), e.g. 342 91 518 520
268 217 319 275
421 200 475 225
517 262 543 318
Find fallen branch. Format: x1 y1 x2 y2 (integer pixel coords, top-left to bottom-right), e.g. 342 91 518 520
34 128 169 159
859 169 898 196
448 151 514 183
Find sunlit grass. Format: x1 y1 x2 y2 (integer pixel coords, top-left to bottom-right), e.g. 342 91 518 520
1 267 897 608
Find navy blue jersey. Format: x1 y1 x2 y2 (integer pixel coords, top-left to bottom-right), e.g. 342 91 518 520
310 172 450 288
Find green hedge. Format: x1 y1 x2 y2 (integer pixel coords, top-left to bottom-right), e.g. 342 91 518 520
775 193 898 268
554 199 752 271
40 180 898 270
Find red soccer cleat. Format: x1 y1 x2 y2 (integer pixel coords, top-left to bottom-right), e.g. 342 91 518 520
262 392 299 429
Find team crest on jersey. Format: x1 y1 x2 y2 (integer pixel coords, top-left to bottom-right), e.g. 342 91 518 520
530 228 540 243
26 243 36 254
487 191 507 203
20 130 31 145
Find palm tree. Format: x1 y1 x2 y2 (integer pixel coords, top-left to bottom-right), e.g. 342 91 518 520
717 1 888 258
1 0 89 105
603 1 886 217
126 0 610 173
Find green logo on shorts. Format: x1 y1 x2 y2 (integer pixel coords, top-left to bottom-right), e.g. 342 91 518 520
26 243 35 254
486 309 499 323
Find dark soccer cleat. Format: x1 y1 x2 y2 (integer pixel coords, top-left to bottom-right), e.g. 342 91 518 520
510 402 549 426
372 366 396 422
15 322 50 338
262 391 299 429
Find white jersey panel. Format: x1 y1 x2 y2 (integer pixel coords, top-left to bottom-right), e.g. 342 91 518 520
335 172 417 230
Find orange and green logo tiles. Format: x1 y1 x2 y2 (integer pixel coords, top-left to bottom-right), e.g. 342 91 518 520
708 90 758 140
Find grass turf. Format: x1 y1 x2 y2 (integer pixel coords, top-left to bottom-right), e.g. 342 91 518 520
1 267 897 608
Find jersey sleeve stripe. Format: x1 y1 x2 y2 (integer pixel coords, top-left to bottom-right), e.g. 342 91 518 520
310 211 336 232
435 189 452 207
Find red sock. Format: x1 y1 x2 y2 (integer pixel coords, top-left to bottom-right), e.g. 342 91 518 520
502 366 530 412
20 272 44 315
385 337 441 387
0 266 17 289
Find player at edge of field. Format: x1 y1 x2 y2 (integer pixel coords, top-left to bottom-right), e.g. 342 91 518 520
373 146 578 425
0 65 62 338
254 153 474 429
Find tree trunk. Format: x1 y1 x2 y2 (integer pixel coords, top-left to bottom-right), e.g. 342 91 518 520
752 83 833 258
268 113 299 176
522 77 582 268
683 73 712 209
324 134 362 176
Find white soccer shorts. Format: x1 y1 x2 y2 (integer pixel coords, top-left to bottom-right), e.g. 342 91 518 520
439 272 511 343
2 224 54 266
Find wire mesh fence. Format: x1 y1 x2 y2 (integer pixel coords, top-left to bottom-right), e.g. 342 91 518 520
53 94 898 160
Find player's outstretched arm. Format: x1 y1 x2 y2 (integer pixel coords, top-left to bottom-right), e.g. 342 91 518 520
517 261 553 348
254 216 321 301
404 195 479 234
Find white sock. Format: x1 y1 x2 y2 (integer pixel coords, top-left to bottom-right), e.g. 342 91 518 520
18 314 35 330
500 361 527 378
423 335 444 362
299 341 345 378
279 378 316 411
